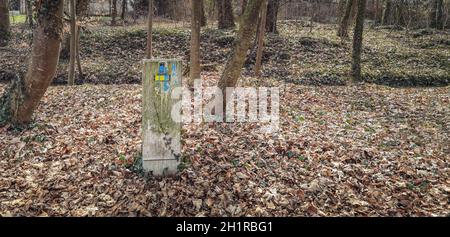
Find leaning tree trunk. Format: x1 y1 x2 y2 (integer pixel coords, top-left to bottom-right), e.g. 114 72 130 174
217 0 235 29
190 0 202 85
351 0 367 82
337 0 354 38
254 0 268 78
218 0 263 107
0 0 10 47
265 0 279 33
0 0 64 125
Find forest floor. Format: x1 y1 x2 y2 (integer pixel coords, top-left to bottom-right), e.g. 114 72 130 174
0 74 449 216
0 21 449 216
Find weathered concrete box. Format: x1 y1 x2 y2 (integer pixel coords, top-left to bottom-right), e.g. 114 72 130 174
142 59 182 176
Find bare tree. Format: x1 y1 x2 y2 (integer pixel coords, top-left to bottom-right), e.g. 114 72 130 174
190 0 202 85
218 0 263 109
0 0 64 125
351 0 367 82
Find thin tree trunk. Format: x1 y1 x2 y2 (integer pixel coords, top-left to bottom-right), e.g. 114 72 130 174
68 0 76 86
76 25 84 80
190 0 202 85
146 0 153 59
337 0 354 38
218 0 263 106
254 0 268 78
0 0 10 46
351 0 367 82
121 0 127 20
0 0 64 125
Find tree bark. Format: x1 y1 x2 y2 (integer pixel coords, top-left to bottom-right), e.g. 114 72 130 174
351 0 367 82
218 0 263 94
254 0 268 78
217 0 235 29
0 0 64 125
0 0 10 47
265 0 278 33
190 0 202 85
146 0 153 59
337 0 354 38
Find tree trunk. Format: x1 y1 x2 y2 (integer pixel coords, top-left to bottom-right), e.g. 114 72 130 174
265 0 278 33
217 0 235 29
190 0 202 85
146 0 153 59
218 0 263 101
111 0 117 25
351 0 367 82
0 0 10 47
0 0 64 125
76 25 83 80
337 0 354 38
254 0 268 78
68 0 76 86
121 0 127 20
381 0 392 25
